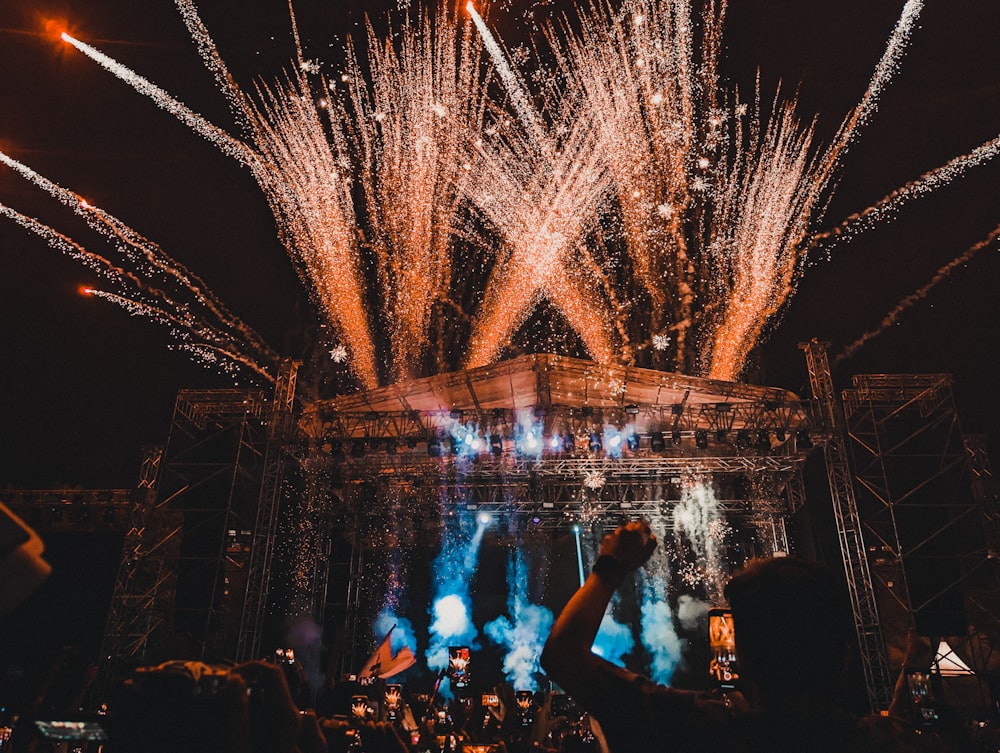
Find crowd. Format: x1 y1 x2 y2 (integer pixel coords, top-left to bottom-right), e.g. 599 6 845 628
4 657 604 753
3 511 996 752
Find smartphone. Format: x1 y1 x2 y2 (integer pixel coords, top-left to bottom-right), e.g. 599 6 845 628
33 720 109 741
481 693 499 709
708 608 740 691
514 690 535 727
448 646 471 689
351 694 370 721
385 684 403 722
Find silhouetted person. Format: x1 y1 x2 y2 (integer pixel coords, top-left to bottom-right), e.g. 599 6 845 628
541 520 949 753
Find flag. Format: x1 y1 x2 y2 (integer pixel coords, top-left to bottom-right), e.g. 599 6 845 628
360 625 417 679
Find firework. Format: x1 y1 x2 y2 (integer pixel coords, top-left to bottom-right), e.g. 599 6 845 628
3 0 997 387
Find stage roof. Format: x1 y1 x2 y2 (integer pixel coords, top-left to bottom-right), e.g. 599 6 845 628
310 353 800 416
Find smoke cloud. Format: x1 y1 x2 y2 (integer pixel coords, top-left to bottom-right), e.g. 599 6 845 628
484 549 554 691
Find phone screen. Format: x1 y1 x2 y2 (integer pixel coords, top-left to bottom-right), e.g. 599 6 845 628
448 646 471 689
708 608 740 690
34 721 109 741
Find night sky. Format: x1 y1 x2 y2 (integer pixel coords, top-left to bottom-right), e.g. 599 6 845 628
2 0 999 490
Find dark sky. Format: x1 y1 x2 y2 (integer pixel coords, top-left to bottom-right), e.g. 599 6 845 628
1 0 999 489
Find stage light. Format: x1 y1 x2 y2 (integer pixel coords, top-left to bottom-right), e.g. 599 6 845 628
549 434 562 450
588 432 602 452
428 435 444 457
450 410 463 420
671 430 682 445
564 432 576 452
489 434 503 455
572 524 581 534
625 404 639 415
695 430 708 449
351 440 366 458
581 406 594 417
478 512 492 525
796 430 813 449
735 430 751 450
755 431 771 453
671 403 684 415
626 432 639 452
650 431 665 451
775 428 787 442
715 428 727 442
532 516 541 525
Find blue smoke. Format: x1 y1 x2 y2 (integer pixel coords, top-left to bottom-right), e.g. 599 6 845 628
484 549 554 691
591 607 635 667
426 510 488 693
374 609 419 655
640 575 683 685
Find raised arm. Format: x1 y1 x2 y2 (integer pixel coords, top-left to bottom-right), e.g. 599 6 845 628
540 520 657 698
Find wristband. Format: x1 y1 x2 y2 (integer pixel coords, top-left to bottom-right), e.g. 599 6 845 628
591 554 627 581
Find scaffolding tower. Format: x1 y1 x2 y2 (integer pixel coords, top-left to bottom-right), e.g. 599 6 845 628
92 387 272 690
842 373 988 638
800 340 894 712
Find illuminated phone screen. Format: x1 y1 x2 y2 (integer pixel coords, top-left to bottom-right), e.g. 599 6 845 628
448 646 471 688
708 608 740 690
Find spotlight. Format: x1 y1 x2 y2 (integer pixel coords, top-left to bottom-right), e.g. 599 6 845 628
775 428 787 442
588 432 603 452
564 433 576 453
428 435 444 457
478 512 492 526
351 440 366 458
756 431 771 452
671 430 682 445
625 404 639 415
695 430 708 449
626 432 639 452
715 428 727 443
450 410 463 420
735 430 751 450
572 524 581 534
489 434 503 455
671 403 684 415
549 434 562 450
796 430 812 449
650 431 665 452
581 406 594 417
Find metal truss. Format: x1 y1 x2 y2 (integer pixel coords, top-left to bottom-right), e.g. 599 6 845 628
303 398 819 446
800 340 894 713
88 446 165 707
1 488 134 534
237 359 300 662
94 389 273 677
844 373 988 637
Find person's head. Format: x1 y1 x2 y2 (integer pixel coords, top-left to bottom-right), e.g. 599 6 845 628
724 556 854 704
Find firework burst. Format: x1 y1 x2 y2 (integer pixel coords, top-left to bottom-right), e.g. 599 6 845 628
2 0 997 388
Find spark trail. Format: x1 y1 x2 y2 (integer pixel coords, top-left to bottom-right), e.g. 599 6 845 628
463 6 618 367
9 0 994 387
813 132 1000 246
340 5 491 379
835 223 1000 365
0 151 278 380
